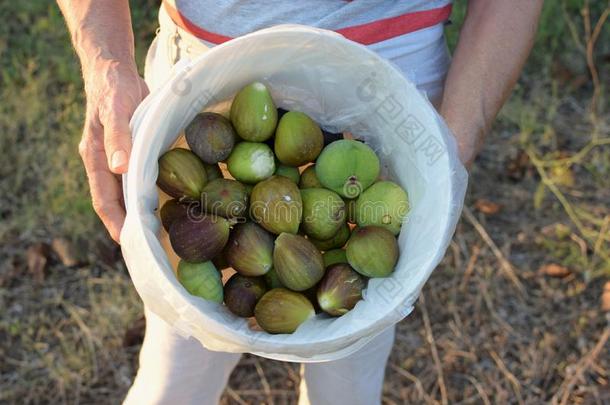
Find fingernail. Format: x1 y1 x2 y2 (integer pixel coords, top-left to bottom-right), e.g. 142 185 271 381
111 150 128 171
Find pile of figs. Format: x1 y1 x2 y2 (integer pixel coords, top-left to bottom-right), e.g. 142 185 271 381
157 82 409 334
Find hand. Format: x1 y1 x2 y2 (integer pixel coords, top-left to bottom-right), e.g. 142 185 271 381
79 58 149 242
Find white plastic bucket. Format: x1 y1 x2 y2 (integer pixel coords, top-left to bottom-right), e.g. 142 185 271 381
122 25 467 362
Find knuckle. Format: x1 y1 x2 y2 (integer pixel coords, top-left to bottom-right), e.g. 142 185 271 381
91 199 109 217
78 138 89 159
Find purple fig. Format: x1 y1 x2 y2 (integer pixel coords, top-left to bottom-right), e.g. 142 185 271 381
169 214 230 263
225 222 274 276
185 112 236 164
224 273 267 317
317 263 365 316
157 148 207 199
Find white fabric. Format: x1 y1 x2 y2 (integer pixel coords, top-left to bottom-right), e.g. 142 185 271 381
123 12 467 405
171 0 451 37
124 310 395 405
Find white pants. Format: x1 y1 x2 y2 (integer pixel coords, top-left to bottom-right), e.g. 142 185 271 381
125 7 450 405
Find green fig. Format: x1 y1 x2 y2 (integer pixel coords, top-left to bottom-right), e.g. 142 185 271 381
250 176 302 234
160 199 189 232
346 226 398 277
274 111 324 166
300 188 346 240
264 268 284 289
309 222 350 251
225 222 274 276
355 181 409 235
345 198 357 224
226 142 275 184
299 165 323 189
254 288 315 334
322 249 348 268
224 274 267 317
317 263 366 316
204 163 223 181
315 140 380 198
185 112 236 164
230 82 277 142
157 148 207 199
273 233 325 291
200 178 248 219
169 215 230 262
177 260 223 303
274 164 300 184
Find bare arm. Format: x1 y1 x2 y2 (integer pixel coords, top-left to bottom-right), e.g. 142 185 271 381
441 0 543 166
58 0 148 242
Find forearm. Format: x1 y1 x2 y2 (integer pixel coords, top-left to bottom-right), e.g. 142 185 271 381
57 0 135 76
441 0 543 165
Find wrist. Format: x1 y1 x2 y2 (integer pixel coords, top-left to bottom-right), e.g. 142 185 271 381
440 106 486 168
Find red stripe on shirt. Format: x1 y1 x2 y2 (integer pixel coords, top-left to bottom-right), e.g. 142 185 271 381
163 1 452 46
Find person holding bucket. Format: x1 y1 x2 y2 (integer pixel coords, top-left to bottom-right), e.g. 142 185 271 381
58 1 543 404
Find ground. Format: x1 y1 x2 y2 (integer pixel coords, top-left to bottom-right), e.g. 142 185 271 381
0 1 609 404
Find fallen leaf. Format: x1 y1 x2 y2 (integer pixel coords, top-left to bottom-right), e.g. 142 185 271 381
52 237 82 267
538 263 571 278
602 282 610 312
474 199 502 215
26 242 51 283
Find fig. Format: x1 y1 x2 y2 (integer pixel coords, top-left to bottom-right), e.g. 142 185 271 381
250 176 302 235
274 164 300 184
212 250 230 271
224 274 267 317
273 233 325 291
225 222 274 276
274 111 323 166
317 263 366 316
185 112 236 164
300 188 345 240
322 249 348 268
346 226 398 277
160 199 188 232
230 82 277 142
264 268 284 289
254 288 315 334
204 163 223 181
201 178 248 219
226 142 275 184
315 140 380 198
309 222 350 251
157 148 207 199
177 260 223 303
169 214 230 262
299 165 323 189
355 181 409 235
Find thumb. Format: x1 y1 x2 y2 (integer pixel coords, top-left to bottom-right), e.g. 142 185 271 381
103 112 133 174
